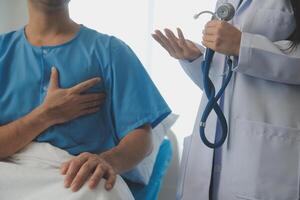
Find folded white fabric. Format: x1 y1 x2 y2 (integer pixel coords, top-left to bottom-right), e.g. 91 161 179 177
0 142 134 200
122 113 179 185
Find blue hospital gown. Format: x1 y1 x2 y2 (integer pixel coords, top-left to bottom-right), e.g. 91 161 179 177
0 25 171 155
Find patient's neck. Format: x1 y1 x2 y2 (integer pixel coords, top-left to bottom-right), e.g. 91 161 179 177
25 3 80 47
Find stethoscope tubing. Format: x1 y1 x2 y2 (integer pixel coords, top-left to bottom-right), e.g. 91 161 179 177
199 48 233 149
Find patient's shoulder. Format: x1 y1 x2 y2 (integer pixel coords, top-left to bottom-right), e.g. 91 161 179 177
81 25 135 59
0 29 22 45
108 36 131 53
0 29 23 55
80 25 112 48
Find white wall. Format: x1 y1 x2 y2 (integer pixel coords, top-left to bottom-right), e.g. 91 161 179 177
0 0 28 34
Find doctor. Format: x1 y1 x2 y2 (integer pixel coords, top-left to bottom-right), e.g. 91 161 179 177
153 0 300 199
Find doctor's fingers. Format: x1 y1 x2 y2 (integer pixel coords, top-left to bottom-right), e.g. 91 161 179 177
205 20 223 28
69 77 101 94
201 40 215 50
152 30 176 54
203 26 219 36
64 156 89 188
164 29 184 53
201 39 227 54
202 34 219 43
177 28 187 46
152 34 170 53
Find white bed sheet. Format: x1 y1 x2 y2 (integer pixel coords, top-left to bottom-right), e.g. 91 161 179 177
0 142 134 200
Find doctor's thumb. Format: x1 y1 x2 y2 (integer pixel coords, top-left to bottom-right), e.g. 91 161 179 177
49 67 60 91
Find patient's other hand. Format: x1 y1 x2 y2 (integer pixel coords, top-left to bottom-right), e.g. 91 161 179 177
40 67 106 126
61 152 117 192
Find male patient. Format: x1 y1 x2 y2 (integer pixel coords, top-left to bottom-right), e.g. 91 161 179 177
0 0 170 198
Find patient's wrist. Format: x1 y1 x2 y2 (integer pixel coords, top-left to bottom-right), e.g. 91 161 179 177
35 106 57 127
99 149 123 174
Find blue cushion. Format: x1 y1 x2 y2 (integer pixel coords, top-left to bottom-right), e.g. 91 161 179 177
126 139 173 200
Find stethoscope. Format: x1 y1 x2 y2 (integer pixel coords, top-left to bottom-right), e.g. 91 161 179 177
194 3 236 149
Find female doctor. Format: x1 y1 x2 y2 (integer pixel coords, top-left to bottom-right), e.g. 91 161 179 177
152 0 300 199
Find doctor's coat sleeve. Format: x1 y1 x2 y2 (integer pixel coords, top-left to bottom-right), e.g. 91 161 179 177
179 44 206 90
107 37 171 140
236 32 300 85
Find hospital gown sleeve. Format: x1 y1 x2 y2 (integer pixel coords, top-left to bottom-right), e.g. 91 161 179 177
179 44 205 90
236 32 300 85
0 35 3 54
108 37 171 139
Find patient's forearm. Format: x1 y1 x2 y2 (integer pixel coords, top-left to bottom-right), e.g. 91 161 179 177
0 71 106 160
100 125 153 174
0 106 52 160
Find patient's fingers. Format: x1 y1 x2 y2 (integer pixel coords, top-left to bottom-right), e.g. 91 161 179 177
105 168 117 191
76 107 101 119
79 93 106 104
79 100 105 111
69 78 101 94
71 161 97 192
62 153 117 192
89 165 105 189
64 157 88 188
61 162 70 175
48 67 60 91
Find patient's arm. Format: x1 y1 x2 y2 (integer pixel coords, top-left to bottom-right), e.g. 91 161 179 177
0 68 105 160
0 106 53 160
100 125 153 174
60 125 152 192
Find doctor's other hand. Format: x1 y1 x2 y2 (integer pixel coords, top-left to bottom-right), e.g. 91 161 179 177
152 28 202 62
202 20 242 56
61 152 117 192
40 67 106 126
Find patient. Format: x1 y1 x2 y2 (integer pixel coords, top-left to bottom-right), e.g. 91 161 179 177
0 0 171 198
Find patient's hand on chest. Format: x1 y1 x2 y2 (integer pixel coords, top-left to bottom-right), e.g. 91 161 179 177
41 67 106 125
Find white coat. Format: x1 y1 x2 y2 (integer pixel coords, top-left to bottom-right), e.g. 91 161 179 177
177 0 300 199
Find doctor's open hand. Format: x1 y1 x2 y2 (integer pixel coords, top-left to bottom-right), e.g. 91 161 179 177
202 20 242 56
152 28 202 62
40 67 106 126
61 152 117 192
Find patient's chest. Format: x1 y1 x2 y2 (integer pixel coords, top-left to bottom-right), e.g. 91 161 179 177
0 45 105 124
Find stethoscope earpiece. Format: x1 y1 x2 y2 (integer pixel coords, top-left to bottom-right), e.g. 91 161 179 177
193 11 217 20
194 3 235 21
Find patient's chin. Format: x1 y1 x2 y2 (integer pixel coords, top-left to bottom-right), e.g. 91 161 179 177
32 0 70 11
